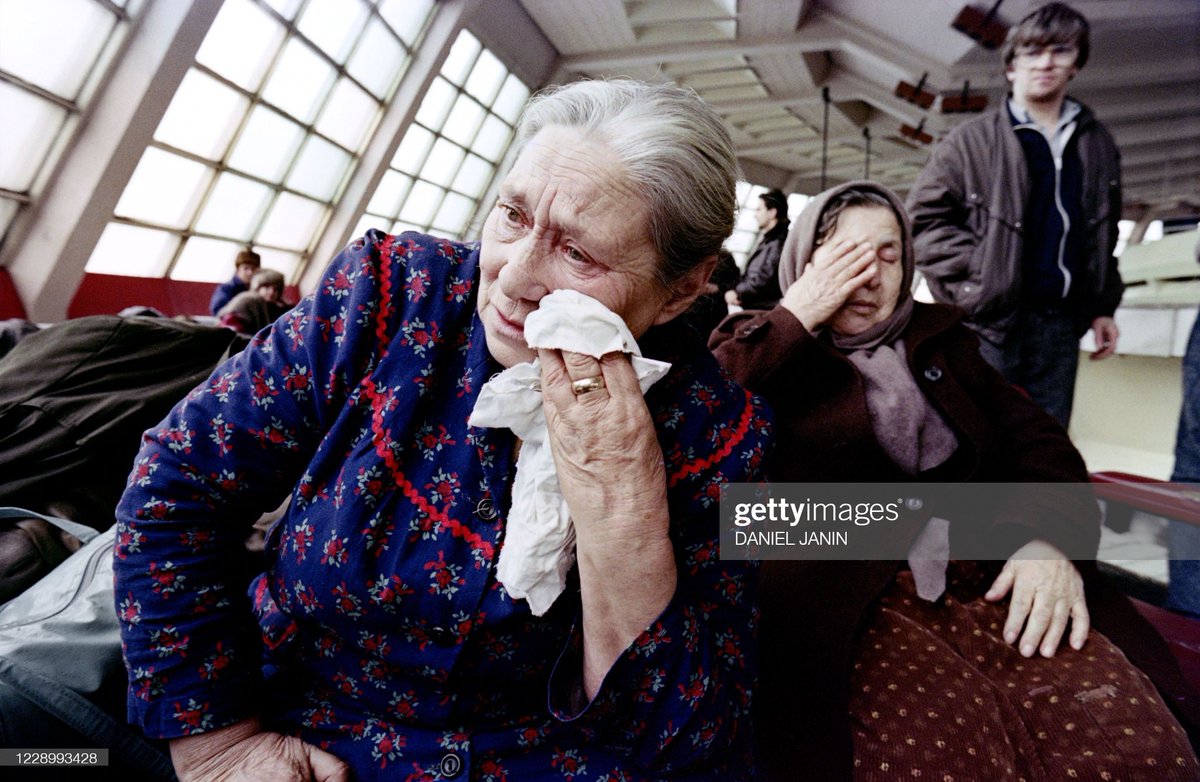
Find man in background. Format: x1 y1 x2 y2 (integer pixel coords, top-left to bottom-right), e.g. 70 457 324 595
726 188 790 310
209 247 262 315
907 2 1123 427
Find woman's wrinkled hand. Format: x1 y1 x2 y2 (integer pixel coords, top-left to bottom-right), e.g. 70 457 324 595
170 718 349 782
984 538 1089 658
536 347 671 548
780 239 878 331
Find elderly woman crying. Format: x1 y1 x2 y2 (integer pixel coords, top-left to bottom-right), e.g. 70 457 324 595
711 181 1200 781
113 80 771 782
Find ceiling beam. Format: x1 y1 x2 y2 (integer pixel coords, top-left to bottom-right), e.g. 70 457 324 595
1110 117 1200 149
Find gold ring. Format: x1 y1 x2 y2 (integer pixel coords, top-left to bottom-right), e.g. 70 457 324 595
571 375 605 395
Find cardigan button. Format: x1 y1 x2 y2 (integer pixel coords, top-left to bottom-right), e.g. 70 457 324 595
476 497 498 520
440 752 463 778
923 367 943 382
429 626 458 646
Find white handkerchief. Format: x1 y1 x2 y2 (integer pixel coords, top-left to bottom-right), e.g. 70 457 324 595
468 290 671 615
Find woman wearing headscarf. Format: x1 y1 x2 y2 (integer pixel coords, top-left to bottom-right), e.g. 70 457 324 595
711 181 1199 781
114 80 771 781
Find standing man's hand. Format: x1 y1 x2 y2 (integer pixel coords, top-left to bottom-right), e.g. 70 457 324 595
724 289 741 306
1090 316 1119 360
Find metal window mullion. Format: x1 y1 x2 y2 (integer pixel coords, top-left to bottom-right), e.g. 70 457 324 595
108 213 310 261
0 70 79 112
250 0 387 112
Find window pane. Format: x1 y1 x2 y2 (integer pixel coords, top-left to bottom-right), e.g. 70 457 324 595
441 31 480 86
367 170 412 218
465 49 506 105
195 0 284 92
261 38 336 124
432 191 473 236
392 124 434 175
399 180 443 225
154 70 249 161
346 17 406 98
298 0 369 64
0 83 66 191
228 105 305 182
85 223 178 277
315 78 378 152
114 147 212 229
258 192 326 250
287 134 352 201
378 0 434 46
170 236 247 282
390 220 422 236
414 77 456 134
492 74 530 124
451 154 493 199
193 172 272 240
0 0 114 98
420 138 465 188
471 115 511 162
256 248 301 282
441 94 485 147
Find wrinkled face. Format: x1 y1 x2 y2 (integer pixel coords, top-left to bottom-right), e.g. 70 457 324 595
477 126 680 368
1006 41 1079 104
236 262 258 285
817 205 904 336
754 199 775 231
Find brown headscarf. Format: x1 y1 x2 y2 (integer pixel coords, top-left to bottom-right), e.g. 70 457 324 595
778 181 956 475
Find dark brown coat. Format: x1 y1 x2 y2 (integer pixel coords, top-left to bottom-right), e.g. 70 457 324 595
710 301 1199 779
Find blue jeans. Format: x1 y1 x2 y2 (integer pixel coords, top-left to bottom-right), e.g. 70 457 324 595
1169 310 1200 616
976 309 1080 428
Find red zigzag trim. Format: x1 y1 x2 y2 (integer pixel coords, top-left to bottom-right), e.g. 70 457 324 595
361 236 495 561
666 388 755 488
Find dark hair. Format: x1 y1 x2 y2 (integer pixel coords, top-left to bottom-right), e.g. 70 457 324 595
1002 2 1090 69
759 189 790 226
815 189 896 245
235 248 262 269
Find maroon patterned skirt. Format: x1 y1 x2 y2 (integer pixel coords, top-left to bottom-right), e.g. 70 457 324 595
849 562 1200 781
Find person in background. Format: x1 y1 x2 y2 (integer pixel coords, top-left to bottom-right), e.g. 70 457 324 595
113 79 771 782
208 248 262 315
725 188 790 310
711 181 1198 781
1168 234 1200 617
216 269 289 335
906 2 1123 428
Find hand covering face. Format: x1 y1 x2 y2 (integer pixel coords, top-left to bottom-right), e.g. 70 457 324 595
468 290 671 615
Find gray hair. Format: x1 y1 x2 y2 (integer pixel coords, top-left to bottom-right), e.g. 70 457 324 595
516 79 739 288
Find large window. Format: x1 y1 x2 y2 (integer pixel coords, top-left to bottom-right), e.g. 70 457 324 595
0 0 143 249
86 0 435 284
353 30 530 242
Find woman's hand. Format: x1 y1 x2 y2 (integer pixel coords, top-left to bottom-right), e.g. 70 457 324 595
538 347 677 697
780 239 878 331
984 539 1089 658
169 717 349 782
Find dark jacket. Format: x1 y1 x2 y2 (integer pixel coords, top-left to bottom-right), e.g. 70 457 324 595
209 275 248 316
0 316 247 524
735 222 789 309
710 301 1199 779
906 101 1123 342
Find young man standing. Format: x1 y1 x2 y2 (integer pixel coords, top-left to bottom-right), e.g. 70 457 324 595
907 2 1123 427
726 188 790 310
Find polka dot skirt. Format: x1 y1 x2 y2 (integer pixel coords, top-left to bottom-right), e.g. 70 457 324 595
849 562 1200 781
